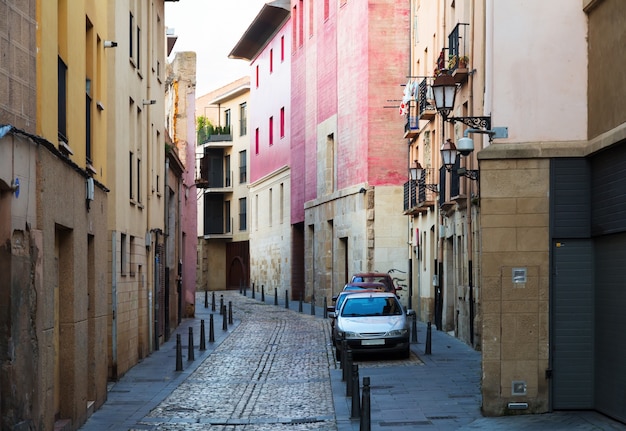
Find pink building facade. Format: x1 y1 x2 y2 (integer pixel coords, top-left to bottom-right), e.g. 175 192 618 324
292 0 411 303
230 1 293 295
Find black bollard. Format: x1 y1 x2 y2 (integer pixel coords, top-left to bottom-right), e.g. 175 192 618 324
344 348 353 384
209 314 215 342
220 295 224 315
340 339 348 368
222 305 228 330
347 360 356 397
175 334 183 371
360 377 371 431
351 365 360 419
274 288 278 305
228 301 233 324
211 292 216 312
252 283 255 299
285 290 289 309
323 296 328 319
299 294 303 313
261 285 265 302
311 295 316 316
411 313 418 343
425 321 432 355
199 319 206 351
188 327 195 361
204 290 208 308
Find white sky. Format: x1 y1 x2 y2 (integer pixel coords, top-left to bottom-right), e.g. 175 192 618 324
165 0 269 97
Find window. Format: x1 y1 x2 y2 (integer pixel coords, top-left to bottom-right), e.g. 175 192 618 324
269 116 274 146
239 198 247 231
280 107 285 138
292 5 297 50
121 233 127 275
239 150 247 183
136 26 141 69
137 158 141 203
129 13 134 60
309 0 314 37
255 128 259 154
299 0 304 46
225 155 231 187
224 109 231 134
280 183 284 223
129 152 134 200
256 65 259 87
270 48 273 73
324 0 329 20
58 57 68 142
239 102 247 136
86 78 92 162
129 236 135 276
281 36 285 62
225 200 231 233
269 188 273 226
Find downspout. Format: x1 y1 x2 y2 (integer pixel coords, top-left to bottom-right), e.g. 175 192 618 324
164 158 170 340
436 0 447 332
111 231 118 373
178 173 183 323
466 0 478 348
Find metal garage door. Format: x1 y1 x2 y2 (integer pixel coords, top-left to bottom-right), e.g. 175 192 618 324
594 233 626 422
551 239 594 409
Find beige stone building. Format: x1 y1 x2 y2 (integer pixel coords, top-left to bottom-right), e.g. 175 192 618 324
196 78 251 291
1 0 109 429
408 0 626 423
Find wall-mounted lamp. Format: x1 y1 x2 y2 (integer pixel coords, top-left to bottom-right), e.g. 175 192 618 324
431 71 508 143
104 40 118 48
440 139 479 180
410 161 438 192
143 99 157 105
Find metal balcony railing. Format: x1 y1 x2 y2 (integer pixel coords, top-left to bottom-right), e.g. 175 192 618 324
447 23 470 73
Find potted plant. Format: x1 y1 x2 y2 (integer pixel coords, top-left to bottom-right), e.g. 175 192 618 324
447 55 458 69
459 55 469 68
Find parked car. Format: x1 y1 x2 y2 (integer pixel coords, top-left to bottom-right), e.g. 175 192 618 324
341 281 387 293
330 291 414 359
328 289 383 344
350 272 401 296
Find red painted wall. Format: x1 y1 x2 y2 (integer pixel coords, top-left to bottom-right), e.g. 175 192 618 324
249 20 292 184
291 0 410 224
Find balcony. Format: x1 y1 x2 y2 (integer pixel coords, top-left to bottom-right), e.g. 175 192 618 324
418 78 436 121
197 125 233 147
447 23 470 83
403 167 438 215
404 106 419 139
195 154 233 191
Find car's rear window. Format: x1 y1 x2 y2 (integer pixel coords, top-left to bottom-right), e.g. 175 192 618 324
341 297 402 317
352 276 393 291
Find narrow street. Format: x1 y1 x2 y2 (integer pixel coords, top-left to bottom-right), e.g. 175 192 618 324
138 292 337 430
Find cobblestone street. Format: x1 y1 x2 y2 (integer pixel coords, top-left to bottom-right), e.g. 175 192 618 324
133 291 339 430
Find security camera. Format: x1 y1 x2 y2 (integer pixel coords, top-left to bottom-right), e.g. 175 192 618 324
457 137 474 156
104 40 118 48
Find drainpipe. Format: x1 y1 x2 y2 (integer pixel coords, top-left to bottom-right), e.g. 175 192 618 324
164 158 170 339
111 231 118 373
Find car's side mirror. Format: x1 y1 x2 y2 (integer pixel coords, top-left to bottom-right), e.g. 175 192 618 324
326 306 335 313
328 312 336 319
406 309 415 316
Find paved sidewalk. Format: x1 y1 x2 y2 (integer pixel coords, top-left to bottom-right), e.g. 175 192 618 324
79 292 238 430
80 289 626 430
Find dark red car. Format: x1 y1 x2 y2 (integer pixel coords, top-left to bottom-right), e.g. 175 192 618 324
350 273 401 296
